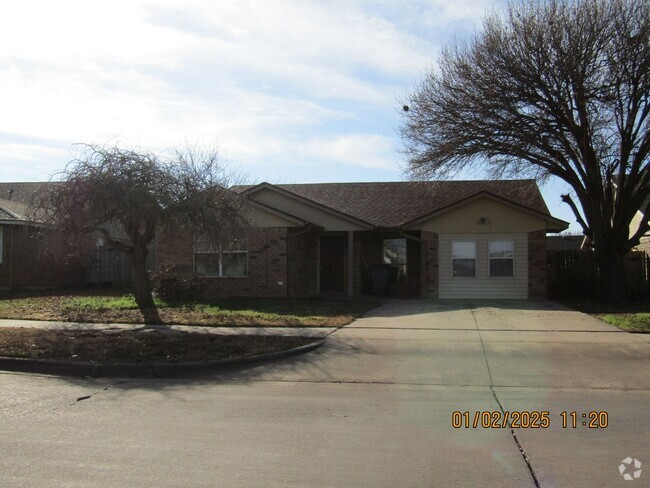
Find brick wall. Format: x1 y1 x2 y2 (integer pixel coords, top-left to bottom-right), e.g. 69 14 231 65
406 236 421 295
528 230 547 298
155 227 289 298
287 228 318 297
421 231 438 296
0 224 85 289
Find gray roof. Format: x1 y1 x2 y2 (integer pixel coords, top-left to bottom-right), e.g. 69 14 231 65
0 182 55 223
236 180 557 228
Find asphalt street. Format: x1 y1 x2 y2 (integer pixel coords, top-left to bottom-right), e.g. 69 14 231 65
1 299 648 487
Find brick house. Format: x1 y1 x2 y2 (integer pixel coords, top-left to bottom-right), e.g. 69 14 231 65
0 183 84 289
157 180 568 299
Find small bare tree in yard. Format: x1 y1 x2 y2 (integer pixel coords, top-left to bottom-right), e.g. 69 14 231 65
401 0 650 301
33 144 246 319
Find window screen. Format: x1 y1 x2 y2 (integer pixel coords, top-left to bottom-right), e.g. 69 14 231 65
452 241 476 277
489 240 514 277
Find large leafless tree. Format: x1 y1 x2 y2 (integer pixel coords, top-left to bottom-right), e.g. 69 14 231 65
401 0 650 300
33 145 246 318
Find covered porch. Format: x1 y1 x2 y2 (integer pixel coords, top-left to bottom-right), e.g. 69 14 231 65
288 229 425 297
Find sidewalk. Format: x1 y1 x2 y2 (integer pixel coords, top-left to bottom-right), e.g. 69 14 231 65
0 318 332 378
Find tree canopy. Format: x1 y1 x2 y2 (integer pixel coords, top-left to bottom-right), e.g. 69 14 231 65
401 0 650 299
33 144 246 314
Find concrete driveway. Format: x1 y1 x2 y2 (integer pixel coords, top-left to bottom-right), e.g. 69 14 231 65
1 300 648 487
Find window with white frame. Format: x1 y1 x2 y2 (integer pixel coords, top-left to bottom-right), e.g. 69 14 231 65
489 240 514 277
194 238 248 277
452 241 476 277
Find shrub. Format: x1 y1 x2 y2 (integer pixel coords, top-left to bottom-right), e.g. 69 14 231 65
150 266 204 303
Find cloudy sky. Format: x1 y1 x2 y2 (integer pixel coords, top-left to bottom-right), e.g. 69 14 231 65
0 0 578 230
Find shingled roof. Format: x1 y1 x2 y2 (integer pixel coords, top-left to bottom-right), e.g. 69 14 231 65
0 182 56 223
237 180 557 228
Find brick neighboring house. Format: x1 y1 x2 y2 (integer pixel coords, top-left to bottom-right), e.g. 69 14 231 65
157 180 568 299
0 183 84 289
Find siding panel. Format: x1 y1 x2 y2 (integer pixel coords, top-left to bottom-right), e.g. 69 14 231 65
439 233 528 299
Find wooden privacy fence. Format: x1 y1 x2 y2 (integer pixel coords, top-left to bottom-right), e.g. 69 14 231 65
85 246 132 287
547 250 649 299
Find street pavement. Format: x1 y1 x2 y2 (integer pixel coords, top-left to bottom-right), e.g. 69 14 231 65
0 299 648 487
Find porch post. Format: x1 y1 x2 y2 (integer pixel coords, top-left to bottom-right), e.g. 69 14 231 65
316 235 320 294
347 231 353 297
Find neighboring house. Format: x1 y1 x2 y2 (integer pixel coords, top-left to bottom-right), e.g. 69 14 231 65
0 183 84 289
630 197 650 253
156 180 568 299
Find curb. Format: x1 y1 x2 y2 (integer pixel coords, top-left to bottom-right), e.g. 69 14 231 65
0 338 326 378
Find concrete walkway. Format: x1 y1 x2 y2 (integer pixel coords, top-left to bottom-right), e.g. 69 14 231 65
0 299 648 487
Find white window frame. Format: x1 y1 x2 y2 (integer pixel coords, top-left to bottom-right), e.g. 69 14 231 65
488 239 515 278
193 238 248 278
451 240 477 278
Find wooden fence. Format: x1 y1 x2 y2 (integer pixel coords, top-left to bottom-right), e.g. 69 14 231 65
547 250 649 299
85 246 132 287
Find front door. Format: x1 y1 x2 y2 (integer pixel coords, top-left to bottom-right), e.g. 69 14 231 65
320 235 345 293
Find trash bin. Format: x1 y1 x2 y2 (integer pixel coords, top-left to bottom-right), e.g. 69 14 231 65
370 264 398 295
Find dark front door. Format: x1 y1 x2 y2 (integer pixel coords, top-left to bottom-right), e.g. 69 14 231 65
320 235 345 293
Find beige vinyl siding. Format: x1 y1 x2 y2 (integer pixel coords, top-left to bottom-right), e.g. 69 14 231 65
439 233 528 299
421 197 549 234
243 201 302 228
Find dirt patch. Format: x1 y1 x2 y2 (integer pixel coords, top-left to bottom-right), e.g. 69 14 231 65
0 327 316 363
0 292 382 327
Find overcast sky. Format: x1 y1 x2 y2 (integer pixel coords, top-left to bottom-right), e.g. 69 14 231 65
0 0 579 230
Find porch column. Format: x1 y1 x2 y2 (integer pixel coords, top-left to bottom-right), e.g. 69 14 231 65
347 231 353 296
316 235 320 294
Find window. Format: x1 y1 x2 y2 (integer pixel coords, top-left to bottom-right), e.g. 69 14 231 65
0 226 3 264
383 238 407 282
194 238 247 277
489 240 514 277
452 241 476 277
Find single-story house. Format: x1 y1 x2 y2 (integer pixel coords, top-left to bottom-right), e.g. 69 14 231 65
157 180 568 299
0 182 84 289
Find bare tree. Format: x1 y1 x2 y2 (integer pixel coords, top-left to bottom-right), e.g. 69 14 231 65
32 144 247 318
401 0 650 300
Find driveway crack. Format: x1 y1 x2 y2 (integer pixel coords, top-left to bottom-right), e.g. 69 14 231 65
470 308 541 488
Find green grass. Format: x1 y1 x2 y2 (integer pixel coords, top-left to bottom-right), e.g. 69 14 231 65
60 295 169 311
0 291 383 327
599 313 650 333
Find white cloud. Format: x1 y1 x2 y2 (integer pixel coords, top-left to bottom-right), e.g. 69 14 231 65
299 134 396 170
0 0 497 180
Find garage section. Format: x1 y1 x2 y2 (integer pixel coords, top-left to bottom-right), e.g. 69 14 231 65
438 233 529 299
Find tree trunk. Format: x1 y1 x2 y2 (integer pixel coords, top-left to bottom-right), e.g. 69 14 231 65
597 252 627 304
127 246 160 324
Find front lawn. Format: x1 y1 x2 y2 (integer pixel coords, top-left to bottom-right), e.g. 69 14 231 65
0 291 383 327
0 327 315 363
599 313 650 333
558 299 650 333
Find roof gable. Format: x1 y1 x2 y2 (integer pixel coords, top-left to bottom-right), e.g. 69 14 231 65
241 182 373 230
235 180 562 229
